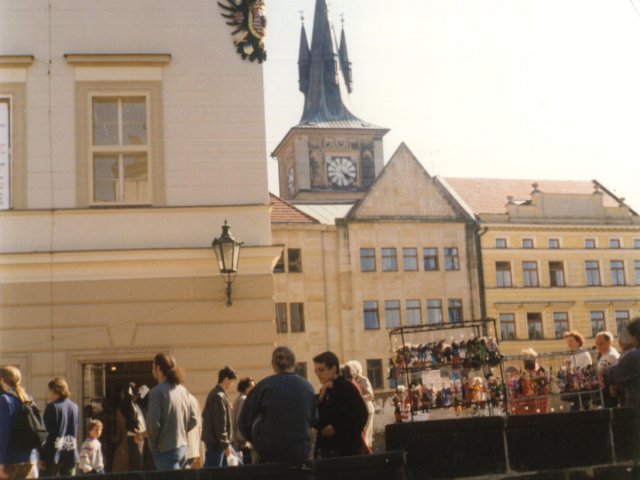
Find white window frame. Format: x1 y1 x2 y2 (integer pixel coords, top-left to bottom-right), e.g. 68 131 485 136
0 97 11 210
88 91 152 206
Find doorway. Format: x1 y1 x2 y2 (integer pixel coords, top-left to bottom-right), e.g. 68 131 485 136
82 360 156 472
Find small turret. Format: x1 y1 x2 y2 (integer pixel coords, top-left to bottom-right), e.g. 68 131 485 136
339 19 352 93
298 16 311 94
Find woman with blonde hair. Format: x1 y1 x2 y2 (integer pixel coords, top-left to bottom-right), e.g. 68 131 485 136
0 366 39 479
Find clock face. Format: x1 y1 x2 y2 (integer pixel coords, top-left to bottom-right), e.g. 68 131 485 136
327 157 356 187
287 167 295 196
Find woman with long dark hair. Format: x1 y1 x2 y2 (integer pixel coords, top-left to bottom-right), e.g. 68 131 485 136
313 351 369 458
146 353 197 471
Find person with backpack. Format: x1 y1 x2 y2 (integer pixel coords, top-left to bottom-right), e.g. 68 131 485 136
41 377 80 476
0 365 40 479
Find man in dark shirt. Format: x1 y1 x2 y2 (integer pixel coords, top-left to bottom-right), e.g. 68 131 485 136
239 347 317 464
202 366 237 467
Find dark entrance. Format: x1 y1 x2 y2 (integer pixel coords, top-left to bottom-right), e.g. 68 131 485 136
82 361 156 472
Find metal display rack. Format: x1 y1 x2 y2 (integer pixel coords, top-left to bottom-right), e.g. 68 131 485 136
501 350 605 415
388 318 506 420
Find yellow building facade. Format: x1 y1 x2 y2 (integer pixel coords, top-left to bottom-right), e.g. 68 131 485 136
446 179 640 355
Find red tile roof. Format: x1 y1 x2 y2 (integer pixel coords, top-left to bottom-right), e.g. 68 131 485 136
443 177 620 215
269 193 319 224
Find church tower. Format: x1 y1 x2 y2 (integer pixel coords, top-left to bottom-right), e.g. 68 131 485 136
272 0 389 202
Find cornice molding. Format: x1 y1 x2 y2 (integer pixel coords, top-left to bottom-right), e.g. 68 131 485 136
0 55 35 68
64 53 172 67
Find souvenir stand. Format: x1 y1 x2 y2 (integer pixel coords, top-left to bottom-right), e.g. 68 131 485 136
502 350 604 415
388 318 506 421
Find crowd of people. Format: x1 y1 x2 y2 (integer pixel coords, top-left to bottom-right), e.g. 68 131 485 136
0 347 377 478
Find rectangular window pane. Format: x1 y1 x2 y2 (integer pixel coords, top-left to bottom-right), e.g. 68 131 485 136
363 301 379 330
527 313 543 340
366 359 383 390
275 303 287 333
444 247 459 271
548 239 560 249
288 248 302 273
121 97 147 145
294 362 307 379
635 239 640 249
499 313 516 340
447 299 463 324
585 239 596 249
549 261 565 287
382 248 398 271
290 303 305 332
402 248 418 271
427 299 443 325
385 300 401 328
123 154 148 204
522 238 533 249
610 239 621 248
585 261 601 286
615 310 630 335
423 248 438 271
406 300 422 326
92 98 118 145
553 312 569 339
93 155 118 202
496 238 507 248
590 311 606 337
610 260 625 286
360 248 376 272
635 260 640 284
496 262 512 287
522 261 539 287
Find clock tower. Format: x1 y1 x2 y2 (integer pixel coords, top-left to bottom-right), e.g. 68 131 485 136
272 0 389 203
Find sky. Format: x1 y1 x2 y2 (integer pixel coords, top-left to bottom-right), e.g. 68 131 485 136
263 0 640 211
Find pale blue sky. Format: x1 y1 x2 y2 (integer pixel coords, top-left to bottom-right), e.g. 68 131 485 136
263 0 640 211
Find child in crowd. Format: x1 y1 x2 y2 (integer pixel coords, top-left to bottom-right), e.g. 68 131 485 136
79 419 105 474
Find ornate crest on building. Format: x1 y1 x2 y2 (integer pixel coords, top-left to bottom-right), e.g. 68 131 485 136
218 0 267 63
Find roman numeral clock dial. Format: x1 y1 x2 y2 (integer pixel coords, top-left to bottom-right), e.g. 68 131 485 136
327 157 356 187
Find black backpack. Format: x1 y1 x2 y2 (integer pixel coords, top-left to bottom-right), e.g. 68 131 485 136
10 394 48 451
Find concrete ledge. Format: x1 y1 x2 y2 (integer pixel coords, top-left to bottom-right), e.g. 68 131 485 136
55 452 407 480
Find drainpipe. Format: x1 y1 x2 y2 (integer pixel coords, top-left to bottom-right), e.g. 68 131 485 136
476 224 489 322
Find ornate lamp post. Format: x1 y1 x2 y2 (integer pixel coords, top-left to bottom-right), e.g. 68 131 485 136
211 220 243 306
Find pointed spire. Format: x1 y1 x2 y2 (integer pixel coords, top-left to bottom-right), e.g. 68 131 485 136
339 16 352 93
298 13 311 94
298 0 369 127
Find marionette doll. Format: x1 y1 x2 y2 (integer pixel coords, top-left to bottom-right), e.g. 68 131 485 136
441 383 452 407
451 341 461 365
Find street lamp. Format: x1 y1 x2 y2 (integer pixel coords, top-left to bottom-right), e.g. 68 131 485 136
211 220 243 306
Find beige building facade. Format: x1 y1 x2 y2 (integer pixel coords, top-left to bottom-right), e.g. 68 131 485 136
0 0 279 422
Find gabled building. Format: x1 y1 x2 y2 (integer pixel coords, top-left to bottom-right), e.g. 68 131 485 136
271 144 483 390
445 178 640 354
